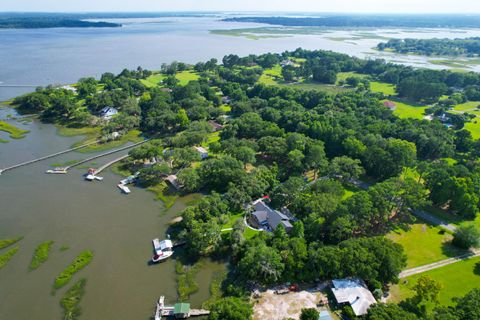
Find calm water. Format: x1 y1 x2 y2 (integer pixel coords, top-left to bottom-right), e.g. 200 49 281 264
0 106 225 320
2 16 480 101
1 15 480 320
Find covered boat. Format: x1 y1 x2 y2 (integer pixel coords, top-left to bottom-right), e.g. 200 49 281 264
152 238 173 263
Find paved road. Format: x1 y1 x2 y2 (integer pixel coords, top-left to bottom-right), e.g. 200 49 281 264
400 249 480 278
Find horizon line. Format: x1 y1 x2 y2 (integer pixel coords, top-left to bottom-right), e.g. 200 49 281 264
1 11 480 15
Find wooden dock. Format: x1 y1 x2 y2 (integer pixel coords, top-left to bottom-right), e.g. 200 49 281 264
154 296 210 319
94 154 130 174
0 140 101 175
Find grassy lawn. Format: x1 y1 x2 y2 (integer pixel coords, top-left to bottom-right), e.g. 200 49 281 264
176 71 200 86
74 130 143 153
222 213 244 229
342 183 361 200
387 222 466 268
387 100 429 120
258 65 282 85
336 72 368 85
0 120 29 139
371 81 396 95
452 101 480 112
140 73 166 88
220 105 231 113
201 131 220 148
390 256 480 308
280 81 351 94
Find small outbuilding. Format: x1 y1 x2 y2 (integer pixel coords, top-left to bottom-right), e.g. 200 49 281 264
165 175 183 190
194 146 209 160
383 101 396 110
174 303 190 319
331 278 376 316
99 107 118 120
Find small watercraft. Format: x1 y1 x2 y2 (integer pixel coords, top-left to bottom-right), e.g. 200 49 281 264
152 238 174 263
117 184 131 194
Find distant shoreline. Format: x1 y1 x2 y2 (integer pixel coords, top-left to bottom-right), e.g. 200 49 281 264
0 18 121 29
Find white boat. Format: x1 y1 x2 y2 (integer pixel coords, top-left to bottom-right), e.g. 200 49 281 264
152 238 174 263
46 168 67 174
85 174 95 181
117 184 131 194
94 176 104 181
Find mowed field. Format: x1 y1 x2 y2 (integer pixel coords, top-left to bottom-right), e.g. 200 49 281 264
387 222 466 268
140 70 199 88
451 101 480 139
390 256 480 308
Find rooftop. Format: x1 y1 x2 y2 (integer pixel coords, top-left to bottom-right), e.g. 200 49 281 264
331 278 376 316
174 303 190 314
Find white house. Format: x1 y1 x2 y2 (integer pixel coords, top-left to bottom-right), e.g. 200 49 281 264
99 107 118 120
194 146 209 160
331 278 376 316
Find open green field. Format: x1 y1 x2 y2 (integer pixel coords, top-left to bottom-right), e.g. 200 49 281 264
371 81 396 95
280 81 351 94
258 65 282 85
176 71 200 86
0 120 29 139
388 222 466 268
73 130 143 153
385 100 429 120
390 256 480 308
140 73 165 88
452 101 480 112
451 102 480 139
336 72 368 85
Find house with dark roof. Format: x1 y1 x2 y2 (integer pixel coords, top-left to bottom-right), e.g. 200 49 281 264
249 198 294 232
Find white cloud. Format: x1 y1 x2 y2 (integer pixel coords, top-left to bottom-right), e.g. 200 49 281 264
2 0 480 13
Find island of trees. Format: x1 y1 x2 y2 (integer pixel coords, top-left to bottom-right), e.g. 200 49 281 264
377 38 480 56
223 15 480 28
0 16 121 29
11 48 480 319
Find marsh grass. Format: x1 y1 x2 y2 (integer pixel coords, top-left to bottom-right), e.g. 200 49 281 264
29 241 54 271
176 260 203 301
0 246 19 269
54 251 93 290
60 278 87 320
0 120 29 139
0 237 23 249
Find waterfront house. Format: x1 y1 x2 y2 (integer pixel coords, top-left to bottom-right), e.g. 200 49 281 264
331 278 376 316
249 198 294 232
165 175 183 190
99 107 118 120
194 146 209 160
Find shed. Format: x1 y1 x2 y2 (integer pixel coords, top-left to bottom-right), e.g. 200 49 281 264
383 101 396 110
194 146 209 160
174 303 190 319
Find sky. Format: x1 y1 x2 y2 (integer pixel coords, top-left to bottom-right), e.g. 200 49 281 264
1 0 480 13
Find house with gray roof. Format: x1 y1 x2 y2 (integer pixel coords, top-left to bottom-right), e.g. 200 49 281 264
249 198 294 232
331 278 376 316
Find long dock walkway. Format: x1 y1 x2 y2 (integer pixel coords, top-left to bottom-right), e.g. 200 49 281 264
0 140 100 175
94 154 130 174
64 139 150 172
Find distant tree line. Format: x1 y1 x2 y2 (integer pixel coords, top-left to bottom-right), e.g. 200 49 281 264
377 38 480 56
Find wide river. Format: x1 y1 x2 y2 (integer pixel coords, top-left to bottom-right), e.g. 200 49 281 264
1 14 480 320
